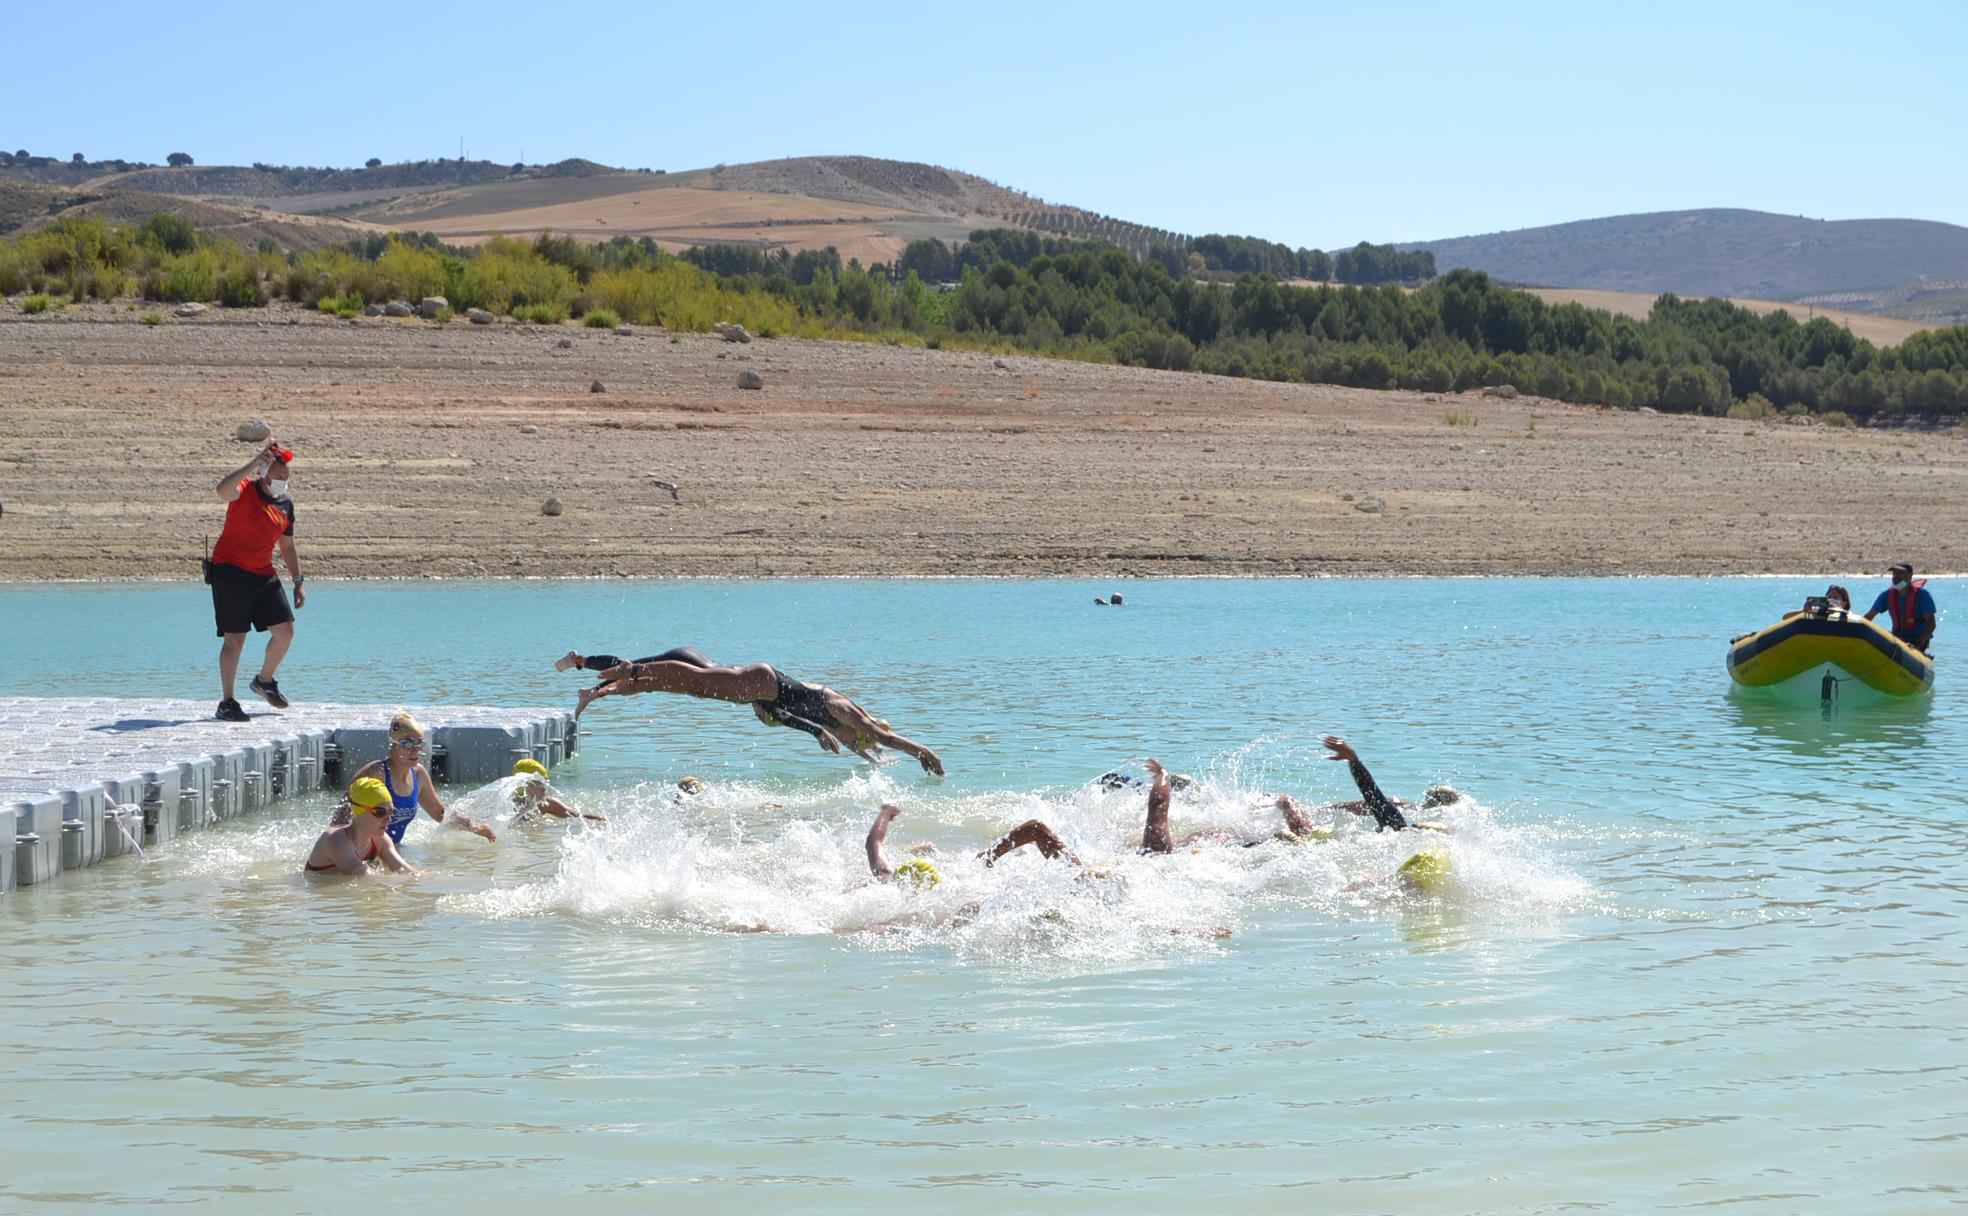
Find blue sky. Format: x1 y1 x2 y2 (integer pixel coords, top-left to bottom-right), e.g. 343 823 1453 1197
13 0 1964 249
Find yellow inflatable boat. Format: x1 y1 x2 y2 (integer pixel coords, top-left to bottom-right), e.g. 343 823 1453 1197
1727 599 1934 696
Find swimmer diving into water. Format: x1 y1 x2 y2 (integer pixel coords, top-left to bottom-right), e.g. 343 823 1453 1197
559 646 945 775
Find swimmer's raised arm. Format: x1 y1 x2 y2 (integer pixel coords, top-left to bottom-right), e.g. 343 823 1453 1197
1322 736 1408 832
1274 794 1318 838
1141 759 1174 854
866 803 901 881
980 820 1080 867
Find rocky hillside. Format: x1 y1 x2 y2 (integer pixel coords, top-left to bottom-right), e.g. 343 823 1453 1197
1404 208 1968 301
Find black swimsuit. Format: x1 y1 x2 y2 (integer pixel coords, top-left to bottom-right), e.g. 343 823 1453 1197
760 668 841 730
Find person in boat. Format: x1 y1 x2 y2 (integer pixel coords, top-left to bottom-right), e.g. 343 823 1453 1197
509 758 605 825
335 713 497 843
1863 562 1937 653
562 647 945 775
305 777 419 876
1784 585 1852 618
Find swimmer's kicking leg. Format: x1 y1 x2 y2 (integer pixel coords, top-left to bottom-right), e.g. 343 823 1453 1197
575 659 779 716
558 646 714 680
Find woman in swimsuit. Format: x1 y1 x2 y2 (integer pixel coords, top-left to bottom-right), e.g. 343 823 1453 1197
560 648 945 775
337 712 497 843
305 777 420 875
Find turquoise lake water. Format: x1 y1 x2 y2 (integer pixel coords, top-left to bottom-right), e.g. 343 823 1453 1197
1 578 1962 1212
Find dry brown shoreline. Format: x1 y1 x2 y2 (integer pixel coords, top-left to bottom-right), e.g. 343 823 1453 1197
3 301 1965 581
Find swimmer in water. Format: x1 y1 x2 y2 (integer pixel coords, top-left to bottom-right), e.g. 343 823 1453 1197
983 758 1178 863
509 758 605 825
1319 736 1461 832
305 777 420 876
864 803 947 888
335 713 496 843
844 802 1227 939
564 647 944 775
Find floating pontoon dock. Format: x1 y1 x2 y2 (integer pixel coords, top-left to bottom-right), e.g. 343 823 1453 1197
0 697 577 893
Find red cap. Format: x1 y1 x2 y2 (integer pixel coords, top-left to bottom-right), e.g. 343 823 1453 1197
269 447 295 464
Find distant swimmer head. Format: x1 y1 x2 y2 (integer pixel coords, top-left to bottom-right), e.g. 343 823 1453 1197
891 858 941 890
1169 772 1196 791
1396 849 1453 893
513 758 549 779
1096 771 1134 790
1422 785 1464 809
676 776 706 795
347 777 392 813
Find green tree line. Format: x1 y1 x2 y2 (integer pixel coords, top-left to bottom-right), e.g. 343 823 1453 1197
7 216 1967 420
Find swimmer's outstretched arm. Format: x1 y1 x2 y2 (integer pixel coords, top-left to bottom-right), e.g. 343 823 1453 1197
1322 736 1408 832
830 697 943 775
865 725 942 776
980 820 1081 867
866 803 901 881
540 794 606 823
1141 759 1174 854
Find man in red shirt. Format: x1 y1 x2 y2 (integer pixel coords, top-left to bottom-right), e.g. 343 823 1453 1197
209 441 307 721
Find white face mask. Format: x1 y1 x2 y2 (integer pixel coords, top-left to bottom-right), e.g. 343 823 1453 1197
1893 579 1910 592
266 477 290 499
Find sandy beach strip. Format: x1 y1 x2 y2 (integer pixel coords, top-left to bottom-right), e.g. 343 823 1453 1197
1 302 1964 581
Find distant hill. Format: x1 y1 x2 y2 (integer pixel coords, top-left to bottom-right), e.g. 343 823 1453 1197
1404 208 1968 303
0 178 378 249
12 151 1968 328
0 152 1190 268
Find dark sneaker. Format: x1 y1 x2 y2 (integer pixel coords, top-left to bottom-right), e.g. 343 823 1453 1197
215 698 250 722
249 675 290 709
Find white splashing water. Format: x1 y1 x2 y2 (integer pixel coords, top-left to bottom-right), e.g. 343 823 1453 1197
441 760 1589 962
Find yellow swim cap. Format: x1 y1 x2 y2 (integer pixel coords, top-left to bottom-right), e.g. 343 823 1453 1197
892 858 940 889
513 758 549 778
348 776 391 811
1397 849 1453 893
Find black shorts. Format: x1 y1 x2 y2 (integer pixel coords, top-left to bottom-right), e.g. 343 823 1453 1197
210 562 293 636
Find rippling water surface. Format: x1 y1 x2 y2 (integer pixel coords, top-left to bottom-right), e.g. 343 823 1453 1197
1 578 1962 1212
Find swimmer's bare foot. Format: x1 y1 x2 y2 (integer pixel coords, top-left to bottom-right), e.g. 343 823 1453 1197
574 685 601 718
555 650 583 673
